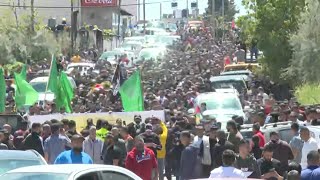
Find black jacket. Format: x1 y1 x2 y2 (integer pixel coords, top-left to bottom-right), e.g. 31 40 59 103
23 132 44 156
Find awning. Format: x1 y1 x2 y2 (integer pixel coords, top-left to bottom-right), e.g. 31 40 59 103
120 9 133 16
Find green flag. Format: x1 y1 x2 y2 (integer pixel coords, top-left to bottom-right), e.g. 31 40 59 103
0 68 5 113
119 70 144 111
14 72 39 109
57 72 74 113
19 64 27 80
46 55 59 96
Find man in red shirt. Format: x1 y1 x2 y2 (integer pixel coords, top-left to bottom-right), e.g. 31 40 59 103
125 136 158 180
252 123 265 148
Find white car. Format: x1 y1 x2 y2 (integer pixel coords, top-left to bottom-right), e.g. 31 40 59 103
123 36 145 44
188 92 245 130
30 76 76 102
0 164 142 180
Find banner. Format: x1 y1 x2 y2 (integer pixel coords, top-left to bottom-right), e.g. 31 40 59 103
81 0 117 7
29 111 165 131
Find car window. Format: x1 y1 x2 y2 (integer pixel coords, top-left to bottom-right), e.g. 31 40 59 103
76 172 100 180
0 173 68 180
0 160 43 174
279 129 293 143
101 171 134 180
198 96 242 111
30 82 46 93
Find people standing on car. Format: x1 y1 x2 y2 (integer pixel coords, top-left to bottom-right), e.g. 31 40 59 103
209 149 246 178
252 123 265 148
289 122 303 164
265 131 294 176
300 126 319 169
179 130 201 180
125 136 158 180
54 134 93 164
199 124 218 177
83 126 104 164
257 145 283 180
23 122 44 156
44 123 71 164
227 120 243 153
301 150 320 180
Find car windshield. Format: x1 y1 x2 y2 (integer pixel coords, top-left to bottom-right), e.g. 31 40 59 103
30 82 46 93
0 160 44 174
0 173 68 180
139 50 158 59
198 95 242 110
211 81 246 93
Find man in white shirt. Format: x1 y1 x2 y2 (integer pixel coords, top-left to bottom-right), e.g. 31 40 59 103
209 149 246 178
300 126 319 169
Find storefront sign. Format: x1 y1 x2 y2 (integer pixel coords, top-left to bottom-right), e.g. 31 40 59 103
81 0 117 7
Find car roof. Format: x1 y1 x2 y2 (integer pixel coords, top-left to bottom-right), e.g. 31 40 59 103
67 63 95 67
5 164 130 174
220 70 252 75
196 92 238 101
0 150 42 160
210 75 247 82
30 76 74 83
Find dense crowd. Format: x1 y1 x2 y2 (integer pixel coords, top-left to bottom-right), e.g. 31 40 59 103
2 26 320 180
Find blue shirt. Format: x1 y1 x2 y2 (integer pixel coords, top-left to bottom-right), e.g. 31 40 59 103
301 165 319 180
310 167 320 180
54 150 93 164
44 134 71 164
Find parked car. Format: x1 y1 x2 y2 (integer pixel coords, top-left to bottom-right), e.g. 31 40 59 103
66 63 97 76
0 164 142 180
188 92 245 130
240 121 295 143
30 76 76 102
0 150 46 175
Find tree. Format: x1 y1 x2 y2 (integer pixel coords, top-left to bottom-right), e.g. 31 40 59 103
239 0 305 82
284 0 320 84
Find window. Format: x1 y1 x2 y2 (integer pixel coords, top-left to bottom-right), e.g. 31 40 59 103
76 172 100 180
101 171 134 180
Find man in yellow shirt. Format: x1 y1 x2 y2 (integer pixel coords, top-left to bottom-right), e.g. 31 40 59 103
71 53 81 63
96 120 109 142
153 118 168 180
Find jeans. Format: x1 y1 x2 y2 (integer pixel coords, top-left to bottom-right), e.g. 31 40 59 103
158 158 165 180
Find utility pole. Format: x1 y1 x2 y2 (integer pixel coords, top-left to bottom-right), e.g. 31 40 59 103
138 0 140 21
30 0 35 32
117 0 122 47
71 0 74 56
211 0 215 38
160 3 162 20
222 0 224 41
143 0 146 34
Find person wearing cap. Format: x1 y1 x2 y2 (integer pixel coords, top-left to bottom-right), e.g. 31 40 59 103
102 133 122 166
140 123 162 157
125 135 158 180
133 115 145 137
54 134 93 164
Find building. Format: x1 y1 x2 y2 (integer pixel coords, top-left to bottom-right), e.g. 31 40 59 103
0 0 137 30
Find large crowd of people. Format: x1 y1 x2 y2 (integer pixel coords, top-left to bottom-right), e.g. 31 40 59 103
1 25 320 180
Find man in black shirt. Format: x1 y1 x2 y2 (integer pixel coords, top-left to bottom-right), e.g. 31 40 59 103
257 145 283 180
212 130 235 168
102 133 122 166
140 124 161 156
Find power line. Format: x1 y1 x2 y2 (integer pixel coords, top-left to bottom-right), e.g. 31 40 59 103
0 1 172 9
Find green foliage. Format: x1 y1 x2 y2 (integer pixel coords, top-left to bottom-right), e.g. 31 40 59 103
295 84 320 105
236 14 256 45
239 0 306 82
103 29 116 41
207 0 238 21
0 9 63 65
285 0 320 84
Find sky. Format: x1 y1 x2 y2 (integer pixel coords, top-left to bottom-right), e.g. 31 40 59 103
140 0 247 20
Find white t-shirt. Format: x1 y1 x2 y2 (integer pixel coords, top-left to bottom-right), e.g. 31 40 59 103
301 137 319 169
209 166 246 178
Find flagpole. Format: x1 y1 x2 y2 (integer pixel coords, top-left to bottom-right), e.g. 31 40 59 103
44 54 54 103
